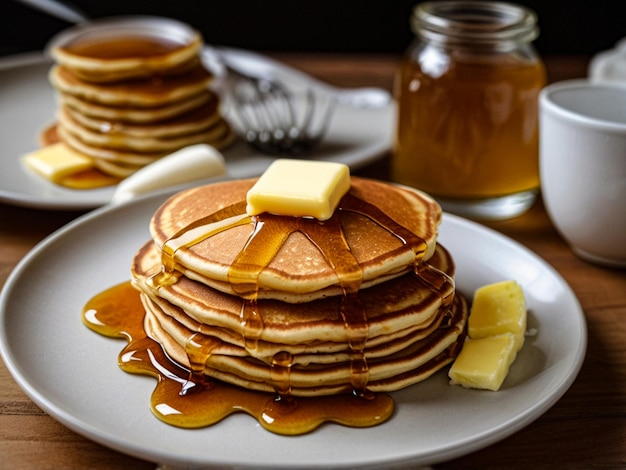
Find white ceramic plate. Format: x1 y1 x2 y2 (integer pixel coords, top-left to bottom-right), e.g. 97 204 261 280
0 50 392 210
0 190 586 468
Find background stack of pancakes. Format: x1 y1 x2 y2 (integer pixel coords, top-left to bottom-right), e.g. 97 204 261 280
131 177 468 397
46 19 233 179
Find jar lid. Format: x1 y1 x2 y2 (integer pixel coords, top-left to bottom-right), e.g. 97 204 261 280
412 1 539 47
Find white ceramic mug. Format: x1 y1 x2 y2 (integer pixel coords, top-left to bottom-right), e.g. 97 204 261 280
539 79 626 268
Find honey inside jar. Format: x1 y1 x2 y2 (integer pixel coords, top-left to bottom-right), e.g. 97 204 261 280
393 52 546 198
392 1 546 209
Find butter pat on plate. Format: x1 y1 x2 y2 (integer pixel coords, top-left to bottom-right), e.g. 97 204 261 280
469 280 527 352
449 333 518 391
449 280 528 391
22 142 93 183
246 159 350 220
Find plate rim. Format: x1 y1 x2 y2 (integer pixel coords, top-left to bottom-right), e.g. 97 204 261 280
0 192 587 468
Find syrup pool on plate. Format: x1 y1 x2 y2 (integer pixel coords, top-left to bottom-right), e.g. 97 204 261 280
82 281 394 435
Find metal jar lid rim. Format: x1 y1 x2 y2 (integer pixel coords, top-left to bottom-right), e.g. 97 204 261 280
411 1 539 46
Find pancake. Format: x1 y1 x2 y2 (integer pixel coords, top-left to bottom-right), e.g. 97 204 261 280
58 106 230 153
48 19 203 83
56 124 163 165
134 236 466 396
56 51 202 84
49 64 214 107
61 96 221 137
149 178 442 301
143 294 467 396
93 158 146 179
133 241 455 347
56 119 234 164
145 291 447 360
56 127 234 179
60 91 212 124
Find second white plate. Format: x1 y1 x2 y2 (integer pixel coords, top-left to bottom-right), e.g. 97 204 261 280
0 51 393 210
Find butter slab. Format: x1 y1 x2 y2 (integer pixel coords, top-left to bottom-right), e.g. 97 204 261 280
449 333 517 391
469 280 527 352
246 159 350 220
22 142 93 182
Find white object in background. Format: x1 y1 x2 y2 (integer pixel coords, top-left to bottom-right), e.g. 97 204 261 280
539 79 626 268
111 144 226 205
589 38 626 82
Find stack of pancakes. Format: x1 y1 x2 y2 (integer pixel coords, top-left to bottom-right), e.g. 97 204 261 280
46 23 233 179
131 177 468 397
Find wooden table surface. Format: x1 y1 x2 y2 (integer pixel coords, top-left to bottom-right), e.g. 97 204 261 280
1 53 624 469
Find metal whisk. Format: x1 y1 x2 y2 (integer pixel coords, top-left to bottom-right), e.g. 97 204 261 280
224 65 336 155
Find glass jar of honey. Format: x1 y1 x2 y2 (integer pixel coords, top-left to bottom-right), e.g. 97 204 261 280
392 1 546 220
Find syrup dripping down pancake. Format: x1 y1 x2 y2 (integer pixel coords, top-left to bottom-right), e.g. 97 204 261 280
148 178 442 301
132 242 455 348
143 295 466 396
133 239 466 396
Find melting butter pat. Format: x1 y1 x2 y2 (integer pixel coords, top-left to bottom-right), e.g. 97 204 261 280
246 159 350 220
22 143 93 182
469 280 527 352
449 334 518 391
